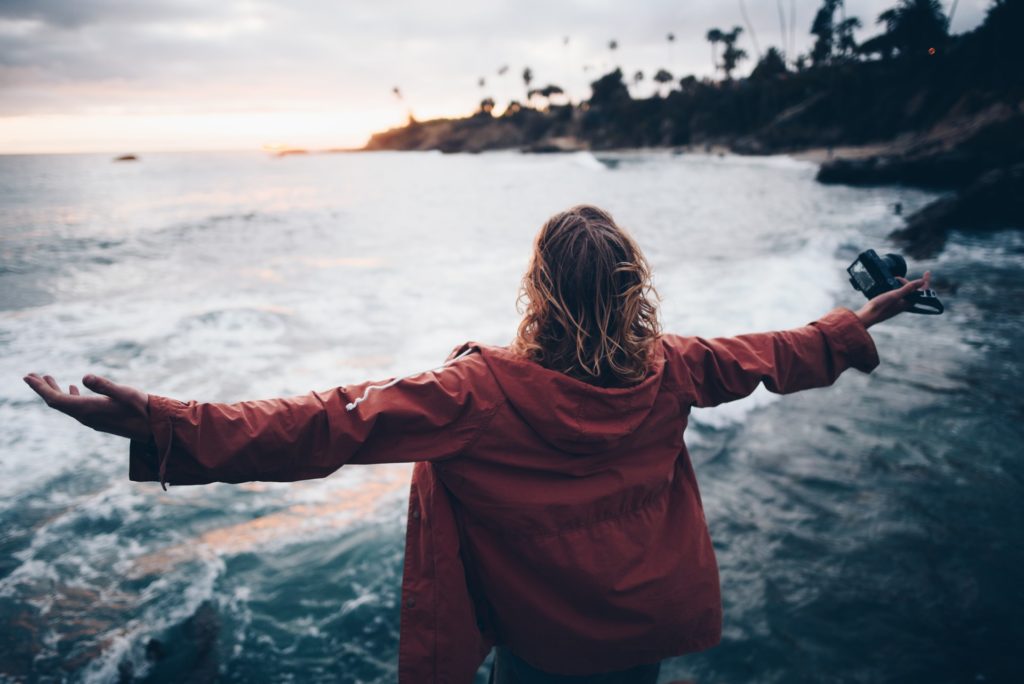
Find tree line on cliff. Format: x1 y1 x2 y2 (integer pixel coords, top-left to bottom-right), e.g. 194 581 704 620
365 0 1021 155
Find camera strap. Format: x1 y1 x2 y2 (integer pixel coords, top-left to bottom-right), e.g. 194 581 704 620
905 289 944 315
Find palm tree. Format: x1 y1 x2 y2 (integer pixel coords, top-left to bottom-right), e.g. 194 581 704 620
633 69 645 96
392 86 411 125
750 46 789 79
706 28 724 75
527 85 562 109
540 84 565 108
738 0 762 60
653 68 674 97
522 67 533 103
811 0 841 66
608 39 619 70
836 16 862 58
721 27 748 79
790 0 798 58
562 36 571 102
494 66 509 114
777 0 789 60
877 0 949 56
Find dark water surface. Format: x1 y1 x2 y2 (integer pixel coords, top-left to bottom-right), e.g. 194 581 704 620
1 151 1021 683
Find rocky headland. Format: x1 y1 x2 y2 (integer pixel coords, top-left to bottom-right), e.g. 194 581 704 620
362 0 1022 256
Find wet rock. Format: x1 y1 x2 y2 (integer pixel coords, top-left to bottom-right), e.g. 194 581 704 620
890 163 1024 257
521 136 586 153
816 150 989 188
117 658 134 683
145 637 165 662
145 600 221 682
185 600 221 679
817 106 1024 189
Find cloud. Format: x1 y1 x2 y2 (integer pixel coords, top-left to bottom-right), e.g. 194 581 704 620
0 0 236 29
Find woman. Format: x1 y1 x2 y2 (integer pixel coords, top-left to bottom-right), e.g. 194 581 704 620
24 205 930 683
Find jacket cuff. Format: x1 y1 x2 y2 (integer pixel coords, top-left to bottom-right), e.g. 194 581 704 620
128 394 188 487
813 307 880 373
128 437 158 481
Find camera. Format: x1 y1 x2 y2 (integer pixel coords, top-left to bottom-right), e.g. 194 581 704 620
847 249 943 315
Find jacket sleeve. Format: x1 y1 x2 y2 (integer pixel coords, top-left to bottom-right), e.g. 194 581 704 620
128 349 496 488
667 307 880 409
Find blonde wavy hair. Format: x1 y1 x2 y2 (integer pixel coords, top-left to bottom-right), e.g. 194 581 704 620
511 205 661 387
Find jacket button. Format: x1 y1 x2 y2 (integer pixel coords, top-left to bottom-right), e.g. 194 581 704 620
411 509 420 520
406 598 416 608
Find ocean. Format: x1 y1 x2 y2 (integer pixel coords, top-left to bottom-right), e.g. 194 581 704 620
1 150 1021 683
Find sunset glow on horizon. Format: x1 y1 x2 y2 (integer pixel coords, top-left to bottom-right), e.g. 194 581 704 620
0 108 427 155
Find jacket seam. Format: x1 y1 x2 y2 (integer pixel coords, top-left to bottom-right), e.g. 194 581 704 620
660 336 697 410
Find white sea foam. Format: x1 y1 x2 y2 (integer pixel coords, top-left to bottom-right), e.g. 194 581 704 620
567 150 607 170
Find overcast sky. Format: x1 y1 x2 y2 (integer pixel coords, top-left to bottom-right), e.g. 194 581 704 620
0 0 991 153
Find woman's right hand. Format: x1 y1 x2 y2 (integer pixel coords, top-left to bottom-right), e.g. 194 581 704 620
854 270 932 328
23 373 152 441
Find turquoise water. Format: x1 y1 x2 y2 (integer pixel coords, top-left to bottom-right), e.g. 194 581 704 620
0 150 1021 682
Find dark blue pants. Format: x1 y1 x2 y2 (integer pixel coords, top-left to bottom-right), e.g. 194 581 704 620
487 647 662 684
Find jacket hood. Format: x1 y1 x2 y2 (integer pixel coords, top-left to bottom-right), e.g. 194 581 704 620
472 342 667 455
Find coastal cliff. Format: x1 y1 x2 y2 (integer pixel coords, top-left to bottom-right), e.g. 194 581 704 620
363 0 1022 254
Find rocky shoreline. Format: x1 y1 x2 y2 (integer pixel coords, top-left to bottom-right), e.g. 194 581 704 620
816 102 1024 255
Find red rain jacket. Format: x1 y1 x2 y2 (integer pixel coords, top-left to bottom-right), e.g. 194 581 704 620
129 307 878 682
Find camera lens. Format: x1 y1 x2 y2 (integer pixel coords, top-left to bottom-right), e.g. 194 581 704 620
883 254 907 278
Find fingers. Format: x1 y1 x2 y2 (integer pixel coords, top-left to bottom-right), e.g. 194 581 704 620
23 373 65 407
82 374 114 396
23 373 48 397
897 271 931 290
25 372 139 412
895 277 925 297
82 374 132 404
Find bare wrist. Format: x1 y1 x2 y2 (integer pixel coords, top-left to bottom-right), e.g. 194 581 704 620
855 305 877 329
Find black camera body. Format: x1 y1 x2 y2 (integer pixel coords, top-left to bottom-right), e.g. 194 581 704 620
847 249 943 315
